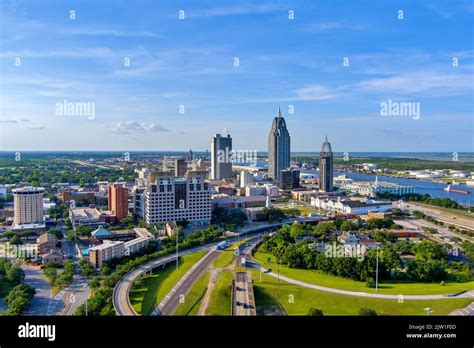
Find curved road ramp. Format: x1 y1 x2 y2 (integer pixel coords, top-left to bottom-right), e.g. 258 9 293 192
113 247 213 316
152 249 219 316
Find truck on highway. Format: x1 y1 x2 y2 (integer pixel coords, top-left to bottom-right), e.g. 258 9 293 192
241 257 246 267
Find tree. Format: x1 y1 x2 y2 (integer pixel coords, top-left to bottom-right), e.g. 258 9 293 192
340 220 355 231
7 266 25 283
359 307 378 316
88 277 101 291
411 240 447 261
9 235 23 245
407 259 446 282
394 240 412 254
79 259 95 278
100 265 112 276
307 308 324 316
43 265 58 284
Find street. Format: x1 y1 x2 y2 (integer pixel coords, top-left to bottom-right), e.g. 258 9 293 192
21 264 51 316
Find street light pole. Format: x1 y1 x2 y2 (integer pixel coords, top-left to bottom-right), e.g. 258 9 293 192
176 230 179 270
277 258 280 284
375 246 379 292
85 285 88 316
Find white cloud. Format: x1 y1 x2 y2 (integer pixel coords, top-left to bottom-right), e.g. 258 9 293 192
23 124 45 130
0 117 29 123
303 21 369 33
69 28 160 38
356 71 473 97
111 120 168 134
189 3 287 18
294 85 338 100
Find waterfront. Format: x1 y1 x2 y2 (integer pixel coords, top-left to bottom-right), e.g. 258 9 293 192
300 170 474 206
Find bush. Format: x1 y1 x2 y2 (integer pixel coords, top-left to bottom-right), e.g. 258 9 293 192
359 307 378 316
366 277 376 288
307 308 324 316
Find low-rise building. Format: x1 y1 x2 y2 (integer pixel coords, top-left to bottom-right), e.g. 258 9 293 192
340 178 415 196
88 227 154 268
245 185 267 196
212 195 267 209
124 228 154 255
69 207 102 229
311 197 392 215
37 233 57 254
42 249 64 265
338 232 360 245
89 240 125 269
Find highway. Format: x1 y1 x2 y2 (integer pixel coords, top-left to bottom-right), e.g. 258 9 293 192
113 245 216 316
400 202 474 232
113 223 283 316
232 238 259 316
154 249 219 315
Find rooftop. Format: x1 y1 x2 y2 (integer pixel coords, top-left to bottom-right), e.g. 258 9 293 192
70 207 101 220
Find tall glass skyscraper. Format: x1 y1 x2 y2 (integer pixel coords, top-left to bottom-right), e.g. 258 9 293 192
319 136 334 192
211 133 232 180
268 108 290 180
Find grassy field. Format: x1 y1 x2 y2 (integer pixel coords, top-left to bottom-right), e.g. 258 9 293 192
212 238 250 268
280 206 318 216
174 272 210 316
254 250 474 295
251 270 472 316
205 270 233 316
129 250 208 315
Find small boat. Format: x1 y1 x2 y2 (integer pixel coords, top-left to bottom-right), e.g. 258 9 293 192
444 185 470 194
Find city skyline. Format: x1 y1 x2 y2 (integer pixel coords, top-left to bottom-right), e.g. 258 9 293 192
0 0 473 152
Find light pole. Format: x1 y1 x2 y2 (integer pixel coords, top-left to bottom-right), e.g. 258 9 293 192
277 258 280 284
85 284 89 316
375 246 379 292
176 230 179 270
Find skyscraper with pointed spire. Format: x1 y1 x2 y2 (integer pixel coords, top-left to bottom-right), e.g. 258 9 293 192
319 136 334 192
268 108 291 180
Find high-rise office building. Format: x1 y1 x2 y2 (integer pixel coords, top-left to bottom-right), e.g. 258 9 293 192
319 136 334 192
268 108 290 180
211 133 232 180
108 183 129 222
12 186 45 229
175 158 187 177
144 172 212 226
279 169 300 190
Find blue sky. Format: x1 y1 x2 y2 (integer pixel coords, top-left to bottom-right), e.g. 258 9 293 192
0 0 473 152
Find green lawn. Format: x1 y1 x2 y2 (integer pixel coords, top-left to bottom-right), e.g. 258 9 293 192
280 206 320 216
174 272 210 316
254 250 474 295
205 270 233 315
129 250 208 315
212 238 250 268
251 270 472 316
